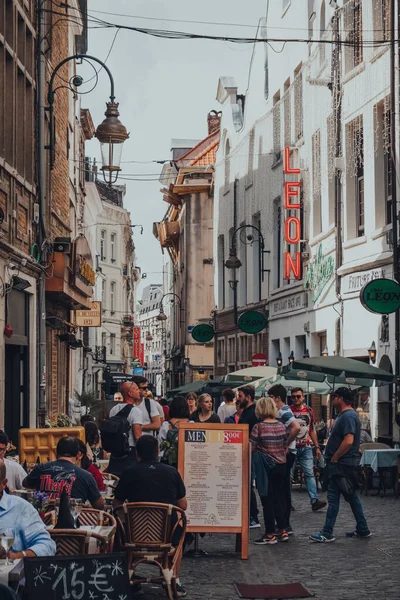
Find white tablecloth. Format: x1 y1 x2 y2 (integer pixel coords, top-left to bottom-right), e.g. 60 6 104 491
0 558 22 586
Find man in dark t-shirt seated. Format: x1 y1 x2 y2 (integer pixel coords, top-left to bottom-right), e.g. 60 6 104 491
113 435 187 598
23 437 104 509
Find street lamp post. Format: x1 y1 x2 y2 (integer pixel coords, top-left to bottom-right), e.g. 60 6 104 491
157 293 185 325
224 224 269 324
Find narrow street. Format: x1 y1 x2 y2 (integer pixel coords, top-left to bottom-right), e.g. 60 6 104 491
141 488 400 600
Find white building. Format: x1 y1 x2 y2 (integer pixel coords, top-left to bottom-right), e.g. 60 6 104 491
137 284 164 395
84 167 139 400
214 0 398 442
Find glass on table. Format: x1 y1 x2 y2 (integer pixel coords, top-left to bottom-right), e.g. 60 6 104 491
69 498 83 528
0 528 15 567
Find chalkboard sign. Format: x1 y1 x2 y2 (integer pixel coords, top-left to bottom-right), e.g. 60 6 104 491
24 553 131 599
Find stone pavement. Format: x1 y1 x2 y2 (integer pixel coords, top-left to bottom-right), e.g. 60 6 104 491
137 486 400 599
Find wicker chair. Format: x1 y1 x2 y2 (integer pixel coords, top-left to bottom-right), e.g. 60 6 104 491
78 508 117 551
49 529 107 555
114 502 186 600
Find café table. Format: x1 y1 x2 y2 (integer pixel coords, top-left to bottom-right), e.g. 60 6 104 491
360 449 400 496
0 558 24 590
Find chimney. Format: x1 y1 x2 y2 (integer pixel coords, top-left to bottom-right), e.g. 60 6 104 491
207 110 221 135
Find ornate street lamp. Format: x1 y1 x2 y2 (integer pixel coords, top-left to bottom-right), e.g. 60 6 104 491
157 293 185 325
321 346 329 357
368 341 377 364
277 352 283 368
47 54 128 185
288 351 295 364
146 332 153 342
225 248 242 270
156 306 168 322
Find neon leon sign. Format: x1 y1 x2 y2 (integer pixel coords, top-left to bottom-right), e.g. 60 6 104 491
283 146 302 280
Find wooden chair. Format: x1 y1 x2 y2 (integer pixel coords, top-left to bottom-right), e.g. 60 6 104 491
49 529 107 555
114 502 186 600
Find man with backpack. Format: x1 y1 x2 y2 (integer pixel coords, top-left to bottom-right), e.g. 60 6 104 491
131 376 161 436
290 387 326 512
103 381 143 477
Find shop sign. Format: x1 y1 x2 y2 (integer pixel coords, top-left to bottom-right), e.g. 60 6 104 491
283 147 302 280
74 301 102 327
191 324 215 343
139 343 145 366
238 310 267 334
360 278 400 314
270 292 306 317
304 244 335 303
342 267 388 295
133 327 141 359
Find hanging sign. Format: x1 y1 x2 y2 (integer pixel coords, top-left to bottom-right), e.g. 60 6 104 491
191 324 215 343
133 327 141 359
283 147 302 280
360 278 400 314
237 311 267 334
74 301 102 327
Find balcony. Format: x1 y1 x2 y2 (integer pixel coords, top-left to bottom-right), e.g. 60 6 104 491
158 221 180 248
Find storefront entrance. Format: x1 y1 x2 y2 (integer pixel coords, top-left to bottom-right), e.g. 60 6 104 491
4 290 30 447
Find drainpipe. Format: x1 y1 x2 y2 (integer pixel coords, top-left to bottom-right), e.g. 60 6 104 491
36 0 47 427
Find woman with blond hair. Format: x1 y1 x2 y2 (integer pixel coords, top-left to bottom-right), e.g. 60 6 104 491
250 396 288 545
185 392 198 414
189 394 220 423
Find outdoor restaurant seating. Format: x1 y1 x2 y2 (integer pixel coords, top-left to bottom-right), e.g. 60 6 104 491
114 502 187 600
360 442 393 496
49 528 107 555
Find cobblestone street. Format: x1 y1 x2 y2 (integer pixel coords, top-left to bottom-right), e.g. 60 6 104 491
139 486 400 600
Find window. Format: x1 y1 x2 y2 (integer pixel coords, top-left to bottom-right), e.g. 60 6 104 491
224 139 230 190
327 113 336 225
218 235 226 308
273 198 282 289
100 230 106 261
110 334 116 356
110 282 116 314
283 79 291 147
217 338 226 366
355 127 364 237
384 109 393 226
312 130 322 236
273 93 281 161
344 0 363 73
318 332 327 356
248 128 255 175
110 233 116 262
373 0 390 44
294 67 303 140
227 337 236 365
101 280 106 310
239 336 248 363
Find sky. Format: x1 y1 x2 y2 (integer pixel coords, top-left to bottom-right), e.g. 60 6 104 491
83 0 267 298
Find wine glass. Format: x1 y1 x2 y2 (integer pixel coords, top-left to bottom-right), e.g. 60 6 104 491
93 447 100 466
0 529 15 567
69 499 83 528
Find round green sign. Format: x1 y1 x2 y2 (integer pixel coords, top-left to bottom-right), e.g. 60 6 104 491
191 324 215 343
238 310 267 334
360 278 400 314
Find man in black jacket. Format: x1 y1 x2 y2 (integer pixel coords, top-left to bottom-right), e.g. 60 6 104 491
238 385 260 528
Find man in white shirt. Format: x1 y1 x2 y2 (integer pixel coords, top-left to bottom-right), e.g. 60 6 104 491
0 431 27 491
132 376 161 436
108 381 143 476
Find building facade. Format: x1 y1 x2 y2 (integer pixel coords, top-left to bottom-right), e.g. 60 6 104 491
214 0 399 442
136 284 164 395
154 113 219 388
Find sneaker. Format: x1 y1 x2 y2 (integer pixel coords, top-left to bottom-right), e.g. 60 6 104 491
254 535 269 545
256 534 277 545
176 583 188 598
312 500 327 512
345 531 372 539
278 530 289 542
250 518 261 529
309 532 335 543
286 525 294 535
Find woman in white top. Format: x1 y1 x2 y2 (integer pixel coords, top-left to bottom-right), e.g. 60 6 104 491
217 388 237 423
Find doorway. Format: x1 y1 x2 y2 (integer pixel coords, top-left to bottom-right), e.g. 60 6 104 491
4 290 30 447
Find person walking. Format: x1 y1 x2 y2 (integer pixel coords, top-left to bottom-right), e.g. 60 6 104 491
310 388 371 543
107 381 143 476
268 384 300 534
250 397 288 545
131 376 161 436
159 396 191 468
190 394 221 423
238 385 260 528
290 387 326 512
217 388 237 422
185 392 198 414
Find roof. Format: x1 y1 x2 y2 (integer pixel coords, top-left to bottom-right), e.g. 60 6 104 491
176 129 220 167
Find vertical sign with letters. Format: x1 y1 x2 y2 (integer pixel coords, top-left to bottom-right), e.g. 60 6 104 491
283 146 302 280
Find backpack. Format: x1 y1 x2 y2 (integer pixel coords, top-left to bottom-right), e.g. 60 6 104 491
100 404 133 456
160 424 179 467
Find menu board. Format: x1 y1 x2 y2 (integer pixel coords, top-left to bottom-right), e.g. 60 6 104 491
177 423 249 559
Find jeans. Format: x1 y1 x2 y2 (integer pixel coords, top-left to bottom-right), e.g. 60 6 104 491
250 485 259 521
295 446 318 504
322 476 370 536
284 452 296 527
260 463 286 535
